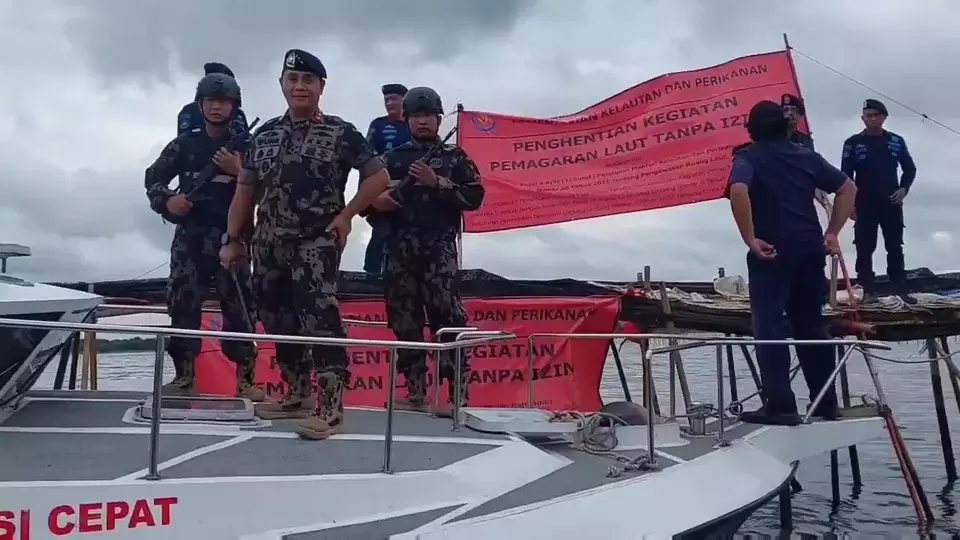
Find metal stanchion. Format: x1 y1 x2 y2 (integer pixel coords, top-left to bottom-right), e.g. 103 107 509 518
433 327 477 414
383 348 398 474
716 344 729 447
452 348 464 432
803 346 856 423
145 334 165 481
451 331 505 429
643 347 657 466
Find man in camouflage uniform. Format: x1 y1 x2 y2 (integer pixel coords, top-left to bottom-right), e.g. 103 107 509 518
145 73 264 401
220 49 390 440
369 87 485 417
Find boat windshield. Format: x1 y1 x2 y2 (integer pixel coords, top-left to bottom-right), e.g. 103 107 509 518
0 311 66 406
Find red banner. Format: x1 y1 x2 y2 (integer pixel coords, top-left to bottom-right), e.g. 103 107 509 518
458 50 806 233
194 296 620 412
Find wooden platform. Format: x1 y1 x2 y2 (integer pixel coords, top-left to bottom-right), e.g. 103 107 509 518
618 287 960 342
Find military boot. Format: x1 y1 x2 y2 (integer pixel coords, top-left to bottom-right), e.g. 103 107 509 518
161 376 196 396
161 357 196 396
389 373 430 413
234 362 266 402
254 389 316 419
298 372 345 440
435 370 469 419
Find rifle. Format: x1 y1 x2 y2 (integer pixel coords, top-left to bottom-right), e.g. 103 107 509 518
161 117 261 225
359 125 459 218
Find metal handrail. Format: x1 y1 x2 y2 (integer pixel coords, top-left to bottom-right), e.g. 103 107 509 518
96 304 388 327
648 338 890 356
0 317 514 479
525 332 889 408
0 318 499 351
525 331 892 469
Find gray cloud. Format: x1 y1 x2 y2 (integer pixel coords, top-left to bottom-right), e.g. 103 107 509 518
57 0 534 83
0 1 958 286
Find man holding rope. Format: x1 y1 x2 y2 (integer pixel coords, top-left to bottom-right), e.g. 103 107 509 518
727 101 857 425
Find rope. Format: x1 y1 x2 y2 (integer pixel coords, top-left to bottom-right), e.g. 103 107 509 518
131 261 168 280
791 47 960 138
863 346 960 366
549 410 659 478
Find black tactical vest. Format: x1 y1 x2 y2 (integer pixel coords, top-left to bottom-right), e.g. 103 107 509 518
179 130 236 228
385 143 461 232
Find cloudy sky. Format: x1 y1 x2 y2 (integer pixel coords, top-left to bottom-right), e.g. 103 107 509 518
2 0 958 285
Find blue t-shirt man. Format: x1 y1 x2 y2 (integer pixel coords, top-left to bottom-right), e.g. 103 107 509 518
362 83 411 275
727 100 856 426
730 141 847 249
365 84 412 154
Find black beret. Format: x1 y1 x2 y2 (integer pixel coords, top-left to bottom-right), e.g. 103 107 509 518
381 84 408 97
204 62 235 78
780 93 805 114
282 49 327 79
863 98 888 116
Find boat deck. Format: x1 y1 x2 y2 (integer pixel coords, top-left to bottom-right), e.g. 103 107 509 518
0 390 882 539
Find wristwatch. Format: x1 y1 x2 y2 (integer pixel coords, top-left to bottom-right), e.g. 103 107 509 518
221 233 242 247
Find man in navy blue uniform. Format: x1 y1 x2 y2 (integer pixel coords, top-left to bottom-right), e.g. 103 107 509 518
782 93 814 150
841 99 918 303
362 83 411 275
178 62 249 136
728 101 857 425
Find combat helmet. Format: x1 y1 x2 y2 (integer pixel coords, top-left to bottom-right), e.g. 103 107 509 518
196 73 242 108
403 86 443 117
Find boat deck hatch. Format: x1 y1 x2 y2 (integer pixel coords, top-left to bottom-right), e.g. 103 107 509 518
140 395 255 422
462 407 580 437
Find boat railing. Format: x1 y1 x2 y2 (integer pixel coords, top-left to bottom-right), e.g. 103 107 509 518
526 332 892 467
96 303 389 327
0 317 514 479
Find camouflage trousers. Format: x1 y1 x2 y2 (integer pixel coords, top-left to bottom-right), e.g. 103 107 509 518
384 230 468 383
252 233 349 398
166 225 258 384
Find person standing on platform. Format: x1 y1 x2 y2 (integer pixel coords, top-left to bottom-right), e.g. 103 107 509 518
362 84 411 275
782 94 828 209
841 99 918 304
727 100 857 425
370 87 485 417
782 93 814 150
178 62 250 137
220 49 390 439
145 73 264 401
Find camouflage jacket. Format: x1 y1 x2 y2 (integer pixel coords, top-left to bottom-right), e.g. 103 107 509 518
384 139 485 235
241 112 385 243
144 129 235 229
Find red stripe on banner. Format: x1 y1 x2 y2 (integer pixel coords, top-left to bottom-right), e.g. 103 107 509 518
458 50 803 233
194 296 621 412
